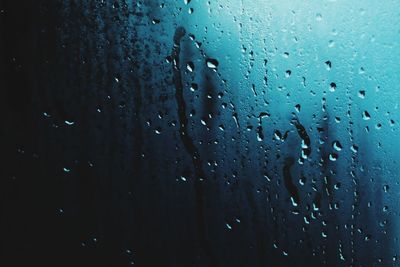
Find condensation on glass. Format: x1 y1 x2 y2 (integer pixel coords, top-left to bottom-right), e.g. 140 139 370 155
2 0 400 266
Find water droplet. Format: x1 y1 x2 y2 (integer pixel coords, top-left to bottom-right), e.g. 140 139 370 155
383 185 389 192
152 19 160 24
332 141 342 151
256 126 264 141
383 206 389 212
190 83 198 92
329 82 336 92
206 58 219 69
362 111 371 120
329 153 338 161
334 182 341 190
290 197 298 207
295 104 301 113
325 61 332 70
186 61 194 72
351 145 359 153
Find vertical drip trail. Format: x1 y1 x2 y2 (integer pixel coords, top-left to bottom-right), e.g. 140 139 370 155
171 26 217 266
282 157 300 206
347 84 357 265
292 117 312 159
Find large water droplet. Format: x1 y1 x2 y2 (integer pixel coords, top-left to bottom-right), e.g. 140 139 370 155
206 58 219 69
332 141 342 151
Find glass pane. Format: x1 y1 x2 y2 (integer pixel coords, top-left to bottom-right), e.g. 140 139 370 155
2 0 399 266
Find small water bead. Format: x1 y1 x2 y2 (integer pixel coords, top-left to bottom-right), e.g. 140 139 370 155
362 111 371 120
383 185 389 192
152 19 160 24
186 61 194 72
329 153 338 161
190 83 198 92
351 145 359 153
383 206 389 212
329 82 336 92
334 182 341 190
325 60 332 70
332 141 342 151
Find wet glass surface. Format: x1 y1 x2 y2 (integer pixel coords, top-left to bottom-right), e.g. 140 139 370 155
1 1 400 266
